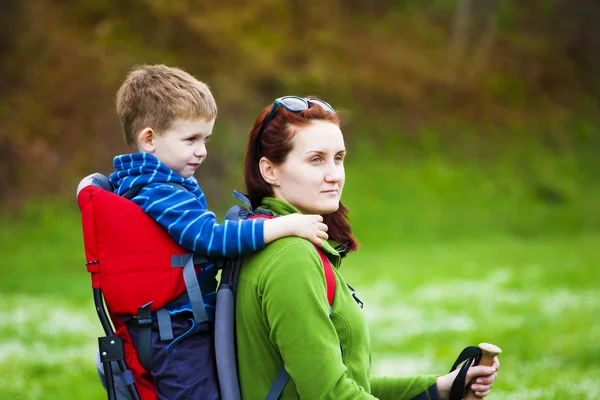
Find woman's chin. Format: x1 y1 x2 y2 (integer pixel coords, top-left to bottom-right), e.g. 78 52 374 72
306 201 339 215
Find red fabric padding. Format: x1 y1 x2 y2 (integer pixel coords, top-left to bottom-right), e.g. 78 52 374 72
79 185 174 399
79 188 101 288
77 186 195 314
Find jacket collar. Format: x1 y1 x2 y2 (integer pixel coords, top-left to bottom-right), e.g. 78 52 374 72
257 197 342 260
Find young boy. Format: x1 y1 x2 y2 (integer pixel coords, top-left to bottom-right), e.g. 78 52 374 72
107 65 328 399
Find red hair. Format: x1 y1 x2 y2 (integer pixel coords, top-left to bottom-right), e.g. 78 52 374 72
244 99 359 253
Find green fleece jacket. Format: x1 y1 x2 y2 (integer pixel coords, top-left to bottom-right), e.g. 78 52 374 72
235 198 440 400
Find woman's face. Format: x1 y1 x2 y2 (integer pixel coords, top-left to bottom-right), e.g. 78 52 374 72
266 120 346 215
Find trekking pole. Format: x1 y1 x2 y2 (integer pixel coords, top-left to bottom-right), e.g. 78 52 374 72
463 343 501 400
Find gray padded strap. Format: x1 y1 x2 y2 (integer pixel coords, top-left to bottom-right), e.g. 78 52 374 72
76 173 113 197
215 284 241 400
184 255 209 323
171 254 208 267
171 253 209 323
232 190 253 210
156 308 174 341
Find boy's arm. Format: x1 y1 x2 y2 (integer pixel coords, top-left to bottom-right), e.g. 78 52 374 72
263 214 328 247
134 185 265 257
134 186 327 257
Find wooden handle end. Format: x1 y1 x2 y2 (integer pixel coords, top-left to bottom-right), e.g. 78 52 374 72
478 342 502 366
463 343 501 400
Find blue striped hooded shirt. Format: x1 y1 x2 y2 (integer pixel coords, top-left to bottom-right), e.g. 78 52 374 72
110 153 265 257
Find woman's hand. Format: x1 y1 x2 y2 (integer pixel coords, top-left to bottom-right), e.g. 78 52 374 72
436 356 500 400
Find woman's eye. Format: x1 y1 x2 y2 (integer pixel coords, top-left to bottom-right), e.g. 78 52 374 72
310 156 322 163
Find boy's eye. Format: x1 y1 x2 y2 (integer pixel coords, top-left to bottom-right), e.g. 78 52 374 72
205 136 211 143
185 137 196 142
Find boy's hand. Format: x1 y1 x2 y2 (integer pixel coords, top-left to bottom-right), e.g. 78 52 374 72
263 214 328 246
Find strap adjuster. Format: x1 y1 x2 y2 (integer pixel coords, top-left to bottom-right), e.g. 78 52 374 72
137 301 153 328
136 301 154 371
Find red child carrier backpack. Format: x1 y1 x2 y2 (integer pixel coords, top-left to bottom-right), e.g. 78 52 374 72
77 173 211 400
78 174 340 400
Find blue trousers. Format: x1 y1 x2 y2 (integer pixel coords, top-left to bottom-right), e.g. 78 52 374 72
98 314 219 400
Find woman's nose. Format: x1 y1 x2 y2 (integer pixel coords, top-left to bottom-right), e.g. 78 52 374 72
325 163 344 182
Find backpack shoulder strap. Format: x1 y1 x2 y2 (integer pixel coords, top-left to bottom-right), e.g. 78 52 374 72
313 244 336 307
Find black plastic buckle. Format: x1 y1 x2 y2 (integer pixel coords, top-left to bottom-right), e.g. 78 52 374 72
136 301 153 328
98 335 125 363
137 317 153 328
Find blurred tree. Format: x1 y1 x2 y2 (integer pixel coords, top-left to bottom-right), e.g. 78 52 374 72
447 0 498 82
0 0 26 202
0 0 598 206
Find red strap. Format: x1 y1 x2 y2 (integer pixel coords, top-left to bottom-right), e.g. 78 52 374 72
247 214 275 220
248 213 335 306
313 244 336 306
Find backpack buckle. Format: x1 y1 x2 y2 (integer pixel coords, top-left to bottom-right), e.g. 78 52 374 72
137 301 153 328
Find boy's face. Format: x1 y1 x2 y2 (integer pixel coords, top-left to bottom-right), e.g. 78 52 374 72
140 118 215 178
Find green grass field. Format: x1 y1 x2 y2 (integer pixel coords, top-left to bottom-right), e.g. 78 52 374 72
1 151 599 399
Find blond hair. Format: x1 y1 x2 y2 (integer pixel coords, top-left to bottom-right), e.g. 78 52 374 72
116 64 218 146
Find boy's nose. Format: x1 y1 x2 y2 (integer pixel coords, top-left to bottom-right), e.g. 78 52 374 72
194 145 207 158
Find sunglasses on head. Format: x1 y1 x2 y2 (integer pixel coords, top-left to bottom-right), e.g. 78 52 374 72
256 96 335 158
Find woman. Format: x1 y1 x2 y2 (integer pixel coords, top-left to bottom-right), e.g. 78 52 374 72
235 96 500 399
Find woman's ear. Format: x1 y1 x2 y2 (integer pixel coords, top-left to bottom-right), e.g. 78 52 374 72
259 157 279 186
137 127 156 153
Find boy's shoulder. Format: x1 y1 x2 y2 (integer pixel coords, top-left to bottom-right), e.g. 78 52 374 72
120 181 184 195
145 181 188 191
135 182 198 201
